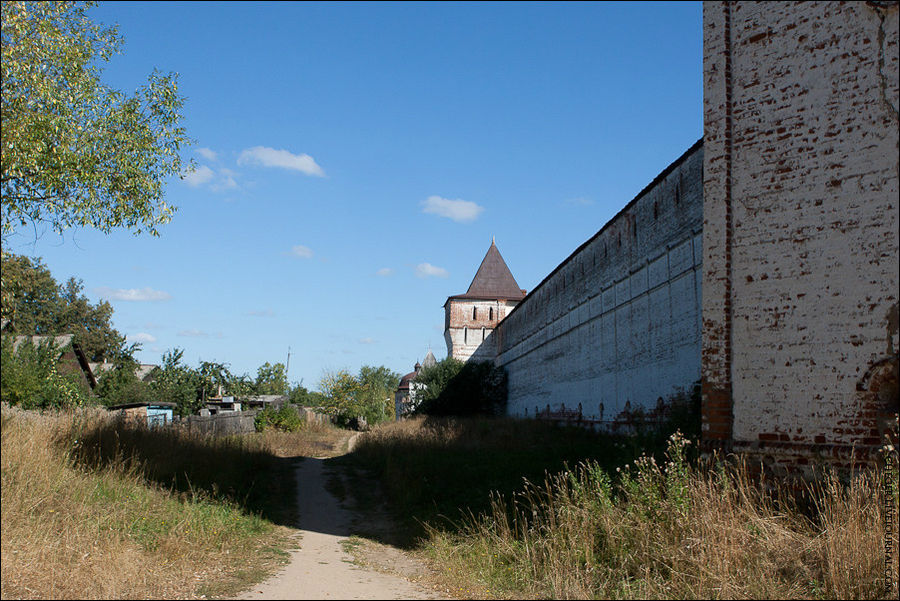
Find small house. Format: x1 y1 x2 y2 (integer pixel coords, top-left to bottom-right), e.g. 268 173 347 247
107 402 176 427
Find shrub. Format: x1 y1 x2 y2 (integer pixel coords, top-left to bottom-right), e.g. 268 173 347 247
0 335 90 409
255 404 304 432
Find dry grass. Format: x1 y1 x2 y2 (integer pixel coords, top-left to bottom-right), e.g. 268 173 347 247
348 416 897 599
0 404 296 600
249 420 351 458
424 433 899 599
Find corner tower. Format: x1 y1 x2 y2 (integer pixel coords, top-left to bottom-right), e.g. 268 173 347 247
444 240 526 362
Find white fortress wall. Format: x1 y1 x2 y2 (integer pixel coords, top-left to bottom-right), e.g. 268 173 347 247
496 141 705 422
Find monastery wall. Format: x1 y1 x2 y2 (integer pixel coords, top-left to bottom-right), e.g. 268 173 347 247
702 1 899 468
495 140 704 422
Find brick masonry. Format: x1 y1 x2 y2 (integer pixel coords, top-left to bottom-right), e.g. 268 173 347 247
444 298 520 362
703 1 899 469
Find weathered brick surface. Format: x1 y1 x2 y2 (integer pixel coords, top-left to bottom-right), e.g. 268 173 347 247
495 142 704 422
702 1 899 467
445 298 519 362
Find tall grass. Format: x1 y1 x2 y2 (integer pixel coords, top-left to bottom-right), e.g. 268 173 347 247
346 415 665 544
1 404 297 599
347 416 898 599
425 433 898 599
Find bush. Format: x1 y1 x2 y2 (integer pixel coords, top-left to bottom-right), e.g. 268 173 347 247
94 358 154 407
254 404 304 432
0 335 90 409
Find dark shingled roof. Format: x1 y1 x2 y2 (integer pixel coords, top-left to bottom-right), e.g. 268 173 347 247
448 241 525 301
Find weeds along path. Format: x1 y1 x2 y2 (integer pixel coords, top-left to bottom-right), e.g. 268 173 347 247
236 432 445 601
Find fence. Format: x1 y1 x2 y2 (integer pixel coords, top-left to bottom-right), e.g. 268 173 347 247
184 410 258 436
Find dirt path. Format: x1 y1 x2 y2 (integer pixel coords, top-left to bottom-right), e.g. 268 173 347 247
236 435 447 600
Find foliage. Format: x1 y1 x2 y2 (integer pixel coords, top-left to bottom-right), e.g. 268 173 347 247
144 351 301 417
288 382 328 407
254 361 288 396
197 360 233 402
93 352 152 407
148 348 199 417
319 365 400 428
226 372 255 399
0 333 90 409
0 252 130 361
254 404 304 433
414 358 507 417
357 364 401 422
410 356 463 408
1 0 191 238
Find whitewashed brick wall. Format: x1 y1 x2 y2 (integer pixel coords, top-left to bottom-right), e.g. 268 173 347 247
702 1 899 466
496 142 704 422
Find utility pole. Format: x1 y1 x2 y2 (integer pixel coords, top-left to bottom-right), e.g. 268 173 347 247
286 346 291 376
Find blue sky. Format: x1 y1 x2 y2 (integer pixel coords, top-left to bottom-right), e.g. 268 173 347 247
5 1 702 391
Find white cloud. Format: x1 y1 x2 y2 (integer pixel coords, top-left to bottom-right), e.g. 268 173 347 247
415 263 449 279
95 287 172 302
291 245 314 259
238 146 325 177
421 195 484 223
128 332 157 344
565 196 595 206
182 165 215 187
197 147 218 161
376 267 394 277
182 164 238 191
211 168 238 191
247 309 276 318
359 337 376 344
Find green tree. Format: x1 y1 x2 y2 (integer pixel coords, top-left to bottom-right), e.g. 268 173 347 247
357 364 400 423
254 361 288 396
149 348 199 417
0 252 129 361
93 352 152 407
1 0 191 237
197 360 232 402
0 334 90 409
413 357 464 408
226 372 254 399
289 382 327 407
415 358 507 417
319 369 363 426
319 366 400 428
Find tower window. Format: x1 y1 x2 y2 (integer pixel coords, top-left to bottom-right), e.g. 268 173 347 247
473 307 477 320
482 327 486 341
489 307 494 320
464 327 468 343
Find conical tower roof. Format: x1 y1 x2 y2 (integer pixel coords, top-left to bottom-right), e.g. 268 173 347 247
450 240 525 300
422 350 437 368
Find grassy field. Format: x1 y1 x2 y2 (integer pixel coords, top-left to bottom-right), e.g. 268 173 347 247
0 404 343 599
343 416 899 600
